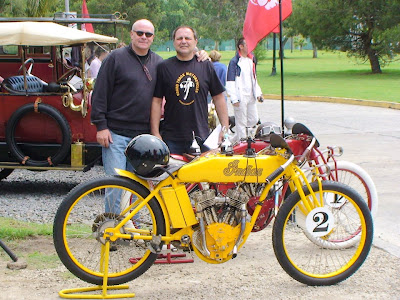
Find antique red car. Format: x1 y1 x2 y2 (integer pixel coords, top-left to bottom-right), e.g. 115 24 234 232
0 19 124 180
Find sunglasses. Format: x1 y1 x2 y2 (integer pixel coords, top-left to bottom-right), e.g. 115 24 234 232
133 30 154 38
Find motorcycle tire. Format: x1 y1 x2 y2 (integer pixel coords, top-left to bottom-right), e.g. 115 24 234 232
53 175 166 286
272 181 373 286
326 161 378 218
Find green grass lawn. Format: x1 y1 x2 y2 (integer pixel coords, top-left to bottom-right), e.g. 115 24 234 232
156 50 400 103
0 217 52 240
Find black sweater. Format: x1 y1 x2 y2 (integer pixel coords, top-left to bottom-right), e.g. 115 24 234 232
90 45 163 134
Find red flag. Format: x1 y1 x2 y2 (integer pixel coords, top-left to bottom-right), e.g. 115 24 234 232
243 0 292 52
272 25 280 34
81 0 94 33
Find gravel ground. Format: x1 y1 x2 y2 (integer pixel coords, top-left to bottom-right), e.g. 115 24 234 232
1 230 400 300
0 167 400 299
0 166 106 223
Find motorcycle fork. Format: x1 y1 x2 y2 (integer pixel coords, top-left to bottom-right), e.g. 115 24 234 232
290 165 324 215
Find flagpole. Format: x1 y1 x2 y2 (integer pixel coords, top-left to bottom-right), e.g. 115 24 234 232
279 0 285 136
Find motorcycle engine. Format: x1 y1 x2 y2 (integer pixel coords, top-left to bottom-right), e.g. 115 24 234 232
190 186 250 261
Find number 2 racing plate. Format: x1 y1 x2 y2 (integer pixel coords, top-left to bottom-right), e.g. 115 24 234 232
305 207 335 237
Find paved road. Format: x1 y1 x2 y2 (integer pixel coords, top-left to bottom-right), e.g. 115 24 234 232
253 99 400 257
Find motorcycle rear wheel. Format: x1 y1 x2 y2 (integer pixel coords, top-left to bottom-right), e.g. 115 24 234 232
302 161 377 249
327 161 378 218
272 181 373 286
53 176 166 286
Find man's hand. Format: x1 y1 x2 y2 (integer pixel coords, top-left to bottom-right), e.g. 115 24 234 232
257 96 264 103
196 49 210 62
96 129 113 148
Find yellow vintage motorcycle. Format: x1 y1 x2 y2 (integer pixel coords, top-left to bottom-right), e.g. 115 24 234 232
53 133 373 288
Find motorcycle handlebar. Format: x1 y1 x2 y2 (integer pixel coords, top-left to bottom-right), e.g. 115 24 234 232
298 137 317 164
266 154 295 184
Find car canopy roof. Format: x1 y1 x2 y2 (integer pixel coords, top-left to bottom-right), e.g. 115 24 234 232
0 21 118 46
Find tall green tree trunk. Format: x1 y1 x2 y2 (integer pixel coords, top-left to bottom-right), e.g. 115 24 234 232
312 44 318 58
214 40 219 51
367 49 382 74
362 31 382 74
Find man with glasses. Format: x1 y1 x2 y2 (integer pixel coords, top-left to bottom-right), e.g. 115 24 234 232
91 20 209 214
91 19 161 215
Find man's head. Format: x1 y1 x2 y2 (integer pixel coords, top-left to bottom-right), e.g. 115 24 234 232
237 37 248 57
172 26 198 61
130 19 155 55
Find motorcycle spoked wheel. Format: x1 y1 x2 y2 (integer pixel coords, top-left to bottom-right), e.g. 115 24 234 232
5 103 71 167
300 160 378 249
272 181 373 286
326 161 378 218
53 176 166 286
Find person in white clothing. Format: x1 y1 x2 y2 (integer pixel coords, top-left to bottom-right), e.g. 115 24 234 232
226 38 264 141
88 45 109 78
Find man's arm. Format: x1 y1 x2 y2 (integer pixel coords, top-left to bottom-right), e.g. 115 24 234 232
90 54 115 147
225 59 239 105
212 93 229 142
150 96 163 139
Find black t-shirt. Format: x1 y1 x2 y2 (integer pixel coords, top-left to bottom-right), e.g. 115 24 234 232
154 56 225 141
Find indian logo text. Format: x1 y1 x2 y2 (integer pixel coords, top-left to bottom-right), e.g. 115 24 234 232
223 160 263 176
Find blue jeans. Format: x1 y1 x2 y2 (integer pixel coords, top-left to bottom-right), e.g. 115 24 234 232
102 131 136 214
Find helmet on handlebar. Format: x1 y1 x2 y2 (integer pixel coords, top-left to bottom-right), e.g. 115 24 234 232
255 122 282 141
125 134 170 177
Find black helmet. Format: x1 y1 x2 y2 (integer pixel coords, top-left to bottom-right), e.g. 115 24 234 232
255 122 282 141
125 134 170 177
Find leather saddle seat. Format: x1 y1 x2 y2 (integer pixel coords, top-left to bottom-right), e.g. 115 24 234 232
2 75 44 94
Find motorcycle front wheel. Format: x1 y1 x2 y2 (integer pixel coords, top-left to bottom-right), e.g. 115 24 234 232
53 176 166 286
272 181 373 286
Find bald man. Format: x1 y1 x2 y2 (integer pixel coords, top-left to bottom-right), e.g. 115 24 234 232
90 19 162 213
91 20 209 214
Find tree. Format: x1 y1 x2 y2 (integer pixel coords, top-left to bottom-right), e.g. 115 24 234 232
285 12 318 58
159 0 195 43
290 0 400 73
25 0 59 17
0 0 26 16
192 0 242 50
294 35 307 51
72 0 163 44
